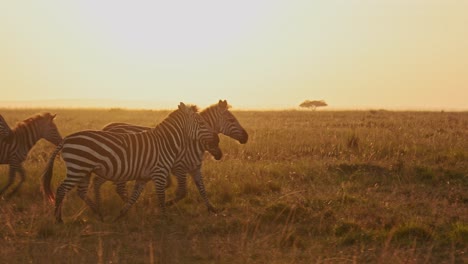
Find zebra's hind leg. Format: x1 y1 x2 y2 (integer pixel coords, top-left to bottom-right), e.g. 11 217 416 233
191 169 219 213
55 181 76 223
114 181 146 222
0 166 16 197
115 182 128 202
6 166 26 198
165 172 187 207
92 176 106 213
77 178 103 221
165 175 172 189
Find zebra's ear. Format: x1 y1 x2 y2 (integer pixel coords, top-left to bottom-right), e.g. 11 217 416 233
218 100 228 109
178 102 186 111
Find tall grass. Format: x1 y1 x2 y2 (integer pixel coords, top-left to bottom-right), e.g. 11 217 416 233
0 108 466 263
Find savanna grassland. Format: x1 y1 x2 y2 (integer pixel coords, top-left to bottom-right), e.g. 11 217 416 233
0 108 467 263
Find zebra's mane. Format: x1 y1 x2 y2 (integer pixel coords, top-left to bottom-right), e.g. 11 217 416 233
155 105 199 127
187 104 199 113
0 115 10 127
13 113 53 131
202 102 232 114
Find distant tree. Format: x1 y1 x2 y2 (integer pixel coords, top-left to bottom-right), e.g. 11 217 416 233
299 100 328 110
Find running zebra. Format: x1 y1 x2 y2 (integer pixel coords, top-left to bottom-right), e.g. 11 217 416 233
95 123 223 207
42 103 220 223
0 115 12 140
97 100 248 213
0 113 62 197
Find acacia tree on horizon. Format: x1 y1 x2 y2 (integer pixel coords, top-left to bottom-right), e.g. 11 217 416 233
299 100 328 110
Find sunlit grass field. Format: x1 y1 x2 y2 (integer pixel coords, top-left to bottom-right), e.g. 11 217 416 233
0 108 467 263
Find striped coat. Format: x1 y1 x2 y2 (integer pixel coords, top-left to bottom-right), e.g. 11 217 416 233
0 115 12 140
42 103 220 222
0 113 62 197
98 100 248 213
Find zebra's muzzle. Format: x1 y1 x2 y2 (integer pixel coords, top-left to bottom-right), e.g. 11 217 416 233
237 130 249 144
207 145 222 160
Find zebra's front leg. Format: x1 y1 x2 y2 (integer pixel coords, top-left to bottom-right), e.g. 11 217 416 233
152 170 169 215
114 180 147 222
77 178 103 221
166 172 187 207
0 165 16 197
190 169 219 213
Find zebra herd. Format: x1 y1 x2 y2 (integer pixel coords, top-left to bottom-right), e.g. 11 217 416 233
0 100 248 223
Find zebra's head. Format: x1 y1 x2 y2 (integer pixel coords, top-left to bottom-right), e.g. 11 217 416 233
178 102 222 160
202 100 248 144
37 113 63 146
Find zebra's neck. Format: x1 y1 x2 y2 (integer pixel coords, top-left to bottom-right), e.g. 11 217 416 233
12 123 42 156
200 108 220 133
152 113 187 153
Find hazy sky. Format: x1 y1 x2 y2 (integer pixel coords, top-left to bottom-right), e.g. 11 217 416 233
1 1 467 110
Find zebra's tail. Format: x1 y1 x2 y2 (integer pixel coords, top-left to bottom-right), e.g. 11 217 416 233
42 141 64 203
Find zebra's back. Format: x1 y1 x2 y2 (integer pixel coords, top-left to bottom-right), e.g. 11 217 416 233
103 123 219 170
61 130 162 181
102 123 151 133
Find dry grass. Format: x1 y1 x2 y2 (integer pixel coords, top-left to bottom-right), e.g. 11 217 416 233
0 108 467 263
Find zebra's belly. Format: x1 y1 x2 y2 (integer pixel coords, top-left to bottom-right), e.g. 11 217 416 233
172 162 201 176
93 165 153 182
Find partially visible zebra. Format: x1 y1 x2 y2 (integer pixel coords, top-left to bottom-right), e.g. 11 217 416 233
95 123 222 206
0 113 62 197
98 99 248 213
0 115 12 140
42 103 220 223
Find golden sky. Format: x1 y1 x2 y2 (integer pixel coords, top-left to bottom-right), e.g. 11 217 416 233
1 1 467 110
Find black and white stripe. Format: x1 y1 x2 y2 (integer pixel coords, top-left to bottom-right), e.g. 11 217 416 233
0 113 62 197
42 103 219 222
0 115 12 140
98 100 248 213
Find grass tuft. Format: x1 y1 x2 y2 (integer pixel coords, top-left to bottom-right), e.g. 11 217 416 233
414 166 436 183
346 132 360 150
36 219 56 239
392 223 433 244
450 222 468 246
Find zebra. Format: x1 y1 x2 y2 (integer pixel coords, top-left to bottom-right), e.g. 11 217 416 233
0 115 12 140
41 103 220 223
0 113 62 197
97 99 248 213
0 115 12 139
94 123 223 207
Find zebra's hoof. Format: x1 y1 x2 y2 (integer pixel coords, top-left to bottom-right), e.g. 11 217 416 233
113 214 125 222
165 200 176 207
208 206 223 214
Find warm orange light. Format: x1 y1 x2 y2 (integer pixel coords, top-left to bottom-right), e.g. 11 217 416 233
0 1 467 110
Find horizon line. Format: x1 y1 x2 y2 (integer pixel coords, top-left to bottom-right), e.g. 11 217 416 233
0 99 467 112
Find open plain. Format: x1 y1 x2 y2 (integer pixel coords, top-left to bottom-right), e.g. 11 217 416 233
0 108 466 263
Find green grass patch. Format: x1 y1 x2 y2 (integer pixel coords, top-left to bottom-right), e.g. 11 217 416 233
392 223 433 245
